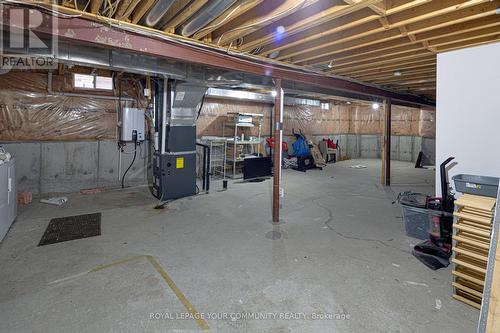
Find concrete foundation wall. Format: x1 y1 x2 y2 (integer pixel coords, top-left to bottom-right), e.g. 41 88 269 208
1 141 149 195
2 135 434 195
283 135 435 164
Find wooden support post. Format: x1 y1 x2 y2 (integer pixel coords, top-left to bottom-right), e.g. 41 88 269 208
382 98 392 186
272 79 282 223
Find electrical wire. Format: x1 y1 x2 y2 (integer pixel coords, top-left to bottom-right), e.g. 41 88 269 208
154 184 202 209
196 93 207 120
3 1 323 75
74 0 90 12
121 140 137 188
5 1 425 99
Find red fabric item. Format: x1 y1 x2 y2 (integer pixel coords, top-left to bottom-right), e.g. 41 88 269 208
323 138 337 149
266 138 288 152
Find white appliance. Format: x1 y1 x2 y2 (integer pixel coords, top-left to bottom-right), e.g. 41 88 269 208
121 108 145 142
0 158 16 242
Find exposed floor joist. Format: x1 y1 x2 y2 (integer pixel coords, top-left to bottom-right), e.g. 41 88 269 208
25 0 500 100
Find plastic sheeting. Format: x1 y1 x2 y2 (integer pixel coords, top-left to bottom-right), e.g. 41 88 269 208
283 104 351 136
347 105 435 137
0 71 146 141
197 98 435 138
197 98 272 137
1 71 435 142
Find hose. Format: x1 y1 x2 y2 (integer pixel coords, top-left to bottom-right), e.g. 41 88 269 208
121 140 137 188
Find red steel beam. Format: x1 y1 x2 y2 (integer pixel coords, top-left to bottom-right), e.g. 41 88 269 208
6 5 434 107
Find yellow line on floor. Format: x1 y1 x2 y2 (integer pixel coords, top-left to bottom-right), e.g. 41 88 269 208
49 254 210 331
90 255 145 273
146 255 210 331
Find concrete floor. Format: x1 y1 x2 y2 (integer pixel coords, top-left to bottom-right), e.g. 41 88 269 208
0 159 478 332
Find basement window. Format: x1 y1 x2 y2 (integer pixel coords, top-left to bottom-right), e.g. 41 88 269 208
73 73 113 90
95 76 113 90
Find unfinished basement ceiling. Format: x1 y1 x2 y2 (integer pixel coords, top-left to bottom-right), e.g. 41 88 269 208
57 0 500 100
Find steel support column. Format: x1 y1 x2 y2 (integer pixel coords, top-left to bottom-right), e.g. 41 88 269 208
272 79 283 223
384 98 392 186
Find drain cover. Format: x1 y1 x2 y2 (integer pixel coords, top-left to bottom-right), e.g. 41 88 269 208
38 213 101 246
265 230 282 240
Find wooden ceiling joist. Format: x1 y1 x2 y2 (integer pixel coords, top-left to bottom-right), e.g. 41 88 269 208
238 0 382 52
428 26 500 48
233 0 348 51
435 34 500 52
257 0 429 57
315 22 499 72
286 0 494 64
344 0 386 16
347 56 436 75
363 69 436 82
392 82 436 90
296 14 500 66
41 0 500 100
377 74 436 85
213 0 321 46
319 43 426 68
338 58 436 77
89 0 103 14
403 0 500 34
356 65 436 78
331 49 435 73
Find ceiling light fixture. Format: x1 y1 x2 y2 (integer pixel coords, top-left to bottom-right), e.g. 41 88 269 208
393 71 402 76
327 60 334 69
372 102 380 110
271 90 278 97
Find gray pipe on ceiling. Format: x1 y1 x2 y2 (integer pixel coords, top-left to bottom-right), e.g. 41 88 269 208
143 0 176 28
180 0 237 37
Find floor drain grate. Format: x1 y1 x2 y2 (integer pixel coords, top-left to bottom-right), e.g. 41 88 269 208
38 213 101 246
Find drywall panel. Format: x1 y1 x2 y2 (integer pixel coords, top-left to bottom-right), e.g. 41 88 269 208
436 42 500 196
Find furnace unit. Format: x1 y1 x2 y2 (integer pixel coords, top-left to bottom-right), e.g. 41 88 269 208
152 79 207 201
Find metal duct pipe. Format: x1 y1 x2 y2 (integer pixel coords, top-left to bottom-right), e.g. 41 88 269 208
143 0 176 28
206 88 321 106
180 0 237 37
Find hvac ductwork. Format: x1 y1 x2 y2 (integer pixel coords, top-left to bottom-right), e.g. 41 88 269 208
143 0 176 28
170 83 208 127
180 0 237 37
